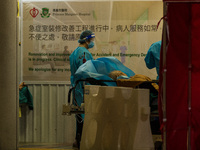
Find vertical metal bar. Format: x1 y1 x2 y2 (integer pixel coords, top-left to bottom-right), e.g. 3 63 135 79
49 84 54 143
56 84 59 143
40 84 43 142
16 2 20 148
162 2 168 150
41 84 49 143
48 84 51 143
64 85 67 141
188 3 192 150
33 85 36 142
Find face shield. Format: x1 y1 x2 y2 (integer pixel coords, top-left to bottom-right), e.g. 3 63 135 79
84 34 95 49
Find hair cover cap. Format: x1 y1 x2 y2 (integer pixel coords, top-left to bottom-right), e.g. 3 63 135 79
78 30 95 43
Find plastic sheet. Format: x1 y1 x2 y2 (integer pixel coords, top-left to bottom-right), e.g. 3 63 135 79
74 57 135 86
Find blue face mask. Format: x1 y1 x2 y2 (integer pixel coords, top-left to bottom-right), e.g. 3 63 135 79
88 41 94 49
